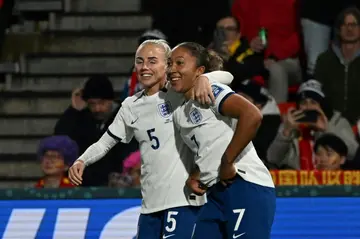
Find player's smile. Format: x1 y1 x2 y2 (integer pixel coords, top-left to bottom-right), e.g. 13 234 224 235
139 72 154 81
169 73 182 81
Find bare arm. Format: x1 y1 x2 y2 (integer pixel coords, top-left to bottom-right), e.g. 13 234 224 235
220 94 262 164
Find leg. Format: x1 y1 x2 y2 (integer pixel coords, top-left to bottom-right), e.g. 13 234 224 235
267 61 289 103
224 177 276 239
191 197 225 239
192 183 230 239
162 206 201 239
301 18 331 76
268 58 302 103
136 212 163 239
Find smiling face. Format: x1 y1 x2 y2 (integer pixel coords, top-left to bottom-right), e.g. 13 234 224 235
134 43 168 92
168 46 205 94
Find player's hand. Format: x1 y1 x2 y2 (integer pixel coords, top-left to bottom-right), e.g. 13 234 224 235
68 160 85 186
219 160 237 186
71 88 87 111
193 75 215 105
186 177 207 196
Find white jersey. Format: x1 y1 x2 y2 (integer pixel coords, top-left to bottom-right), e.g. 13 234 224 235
108 88 205 214
172 82 274 188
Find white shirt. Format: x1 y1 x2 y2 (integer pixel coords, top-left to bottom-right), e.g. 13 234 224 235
173 82 274 188
109 88 207 214
78 71 234 214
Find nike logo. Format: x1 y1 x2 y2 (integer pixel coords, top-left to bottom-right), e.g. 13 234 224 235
233 232 246 238
163 234 175 239
131 118 139 124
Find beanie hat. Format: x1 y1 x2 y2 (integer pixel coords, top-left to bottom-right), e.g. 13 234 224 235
314 133 348 157
38 135 79 165
82 75 114 101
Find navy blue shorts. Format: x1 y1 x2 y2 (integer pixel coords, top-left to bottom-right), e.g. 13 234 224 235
136 206 200 239
192 176 276 239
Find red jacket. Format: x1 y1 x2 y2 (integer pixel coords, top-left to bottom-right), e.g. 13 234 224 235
232 0 300 60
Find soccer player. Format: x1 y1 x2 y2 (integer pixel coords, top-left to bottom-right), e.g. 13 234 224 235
169 42 276 239
68 40 233 239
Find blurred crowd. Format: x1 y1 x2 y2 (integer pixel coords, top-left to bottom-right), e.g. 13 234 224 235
34 0 360 188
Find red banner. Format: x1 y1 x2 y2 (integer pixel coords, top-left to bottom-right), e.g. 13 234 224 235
270 170 360 185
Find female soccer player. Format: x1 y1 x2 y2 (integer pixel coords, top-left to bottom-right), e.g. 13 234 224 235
169 42 275 239
68 40 233 239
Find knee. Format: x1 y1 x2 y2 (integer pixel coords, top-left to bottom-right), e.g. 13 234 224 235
268 62 287 83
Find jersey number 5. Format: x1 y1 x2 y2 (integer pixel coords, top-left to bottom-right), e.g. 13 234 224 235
147 128 160 150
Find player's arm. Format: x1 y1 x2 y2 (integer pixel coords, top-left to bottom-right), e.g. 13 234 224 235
220 94 262 163
194 71 234 105
210 83 262 180
202 71 233 85
68 105 134 185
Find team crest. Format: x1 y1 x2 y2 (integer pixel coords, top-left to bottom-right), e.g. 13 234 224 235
157 101 172 118
189 108 203 124
211 85 224 99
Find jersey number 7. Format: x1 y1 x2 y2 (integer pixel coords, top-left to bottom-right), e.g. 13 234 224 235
147 128 160 150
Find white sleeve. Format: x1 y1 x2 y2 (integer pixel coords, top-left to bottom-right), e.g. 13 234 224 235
201 71 233 85
78 132 119 167
210 82 235 115
107 105 134 143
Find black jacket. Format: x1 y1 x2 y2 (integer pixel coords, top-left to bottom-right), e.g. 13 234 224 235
54 104 138 186
225 38 268 82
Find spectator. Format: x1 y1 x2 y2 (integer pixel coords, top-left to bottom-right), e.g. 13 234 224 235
121 29 167 100
267 80 358 169
35 135 78 188
300 0 338 77
315 7 360 124
209 16 267 82
232 79 280 166
232 0 302 103
54 75 138 186
108 151 141 188
314 134 347 170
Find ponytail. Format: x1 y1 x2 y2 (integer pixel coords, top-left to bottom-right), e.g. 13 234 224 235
207 49 224 72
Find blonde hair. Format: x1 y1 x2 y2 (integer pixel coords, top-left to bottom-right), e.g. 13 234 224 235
137 39 171 63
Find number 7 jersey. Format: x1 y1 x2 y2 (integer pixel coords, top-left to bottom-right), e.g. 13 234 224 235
172 82 274 188
107 89 205 214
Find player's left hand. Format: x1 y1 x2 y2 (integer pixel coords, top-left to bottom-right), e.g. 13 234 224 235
219 161 237 186
193 75 215 105
186 177 207 196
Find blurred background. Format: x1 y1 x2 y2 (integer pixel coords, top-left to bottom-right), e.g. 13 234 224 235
0 0 360 238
